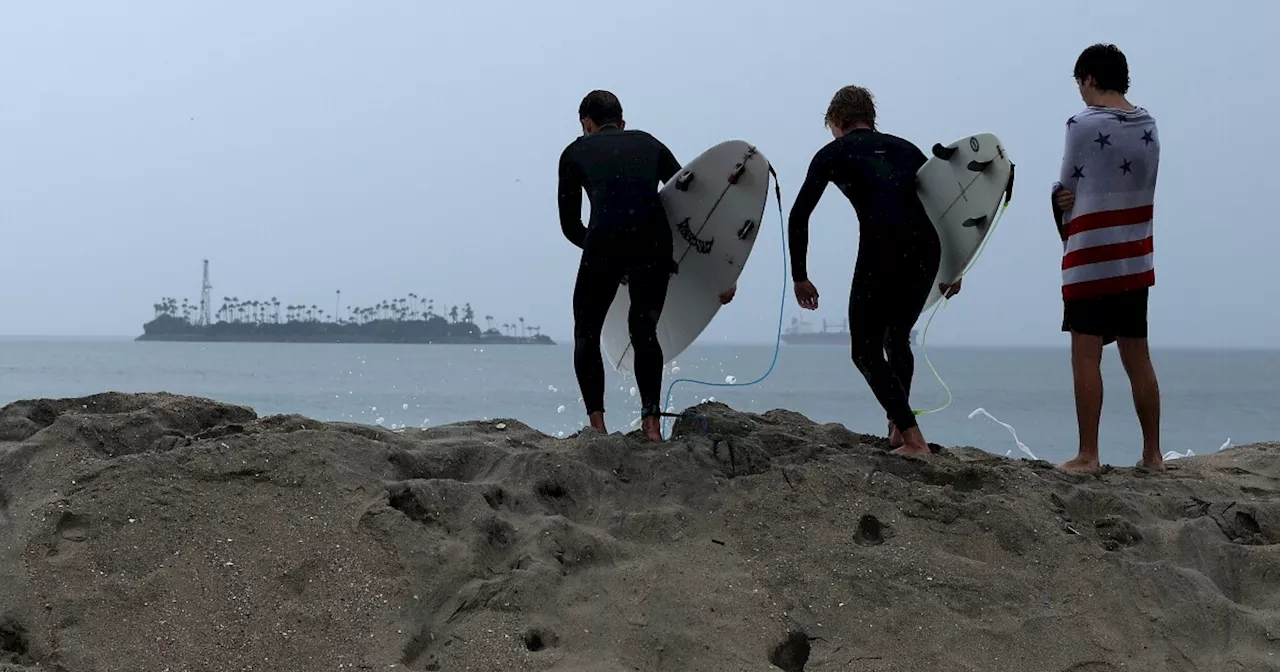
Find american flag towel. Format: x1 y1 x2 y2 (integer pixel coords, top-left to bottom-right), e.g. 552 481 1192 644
1052 105 1160 301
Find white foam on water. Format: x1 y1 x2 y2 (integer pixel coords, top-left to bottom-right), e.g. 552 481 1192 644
548 384 559 393
724 375 737 384
629 387 637 397
402 403 409 410
671 366 681 374
968 408 1038 461
1166 438 1230 461
557 405 565 414
375 416 385 426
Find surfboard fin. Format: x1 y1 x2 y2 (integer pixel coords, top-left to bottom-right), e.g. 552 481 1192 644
675 171 695 191
967 159 993 172
962 216 988 228
931 143 958 160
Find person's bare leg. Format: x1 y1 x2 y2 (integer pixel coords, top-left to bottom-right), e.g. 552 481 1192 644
1060 333 1105 473
587 411 606 433
1118 337 1163 469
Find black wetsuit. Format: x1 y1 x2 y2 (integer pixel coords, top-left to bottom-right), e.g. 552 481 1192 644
557 126 681 418
788 129 942 432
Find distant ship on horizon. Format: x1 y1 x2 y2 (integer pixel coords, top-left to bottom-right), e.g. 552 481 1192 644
780 317 917 346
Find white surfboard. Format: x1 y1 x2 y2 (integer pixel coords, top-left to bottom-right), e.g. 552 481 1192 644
601 140 771 374
915 132 1014 315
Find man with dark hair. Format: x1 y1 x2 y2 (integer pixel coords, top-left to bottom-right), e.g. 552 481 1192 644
557 89 683 441
789 85 958 457
1052 44 1163 473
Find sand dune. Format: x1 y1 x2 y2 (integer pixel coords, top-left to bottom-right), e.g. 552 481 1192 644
0 392 1277 671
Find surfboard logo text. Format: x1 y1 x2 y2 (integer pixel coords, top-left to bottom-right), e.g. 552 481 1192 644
676 218 714 254
969 137 980 152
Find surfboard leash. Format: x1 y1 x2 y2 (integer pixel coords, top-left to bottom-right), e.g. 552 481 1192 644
660 162 787 439
912 189 1013 417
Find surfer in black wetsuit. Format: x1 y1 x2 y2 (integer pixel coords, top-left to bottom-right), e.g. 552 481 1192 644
788 85 960 457
557 89 682 441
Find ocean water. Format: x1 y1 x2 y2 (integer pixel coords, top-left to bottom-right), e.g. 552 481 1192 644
0 338 1275 466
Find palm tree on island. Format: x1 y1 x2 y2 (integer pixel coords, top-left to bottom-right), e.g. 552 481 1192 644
139 262 555 345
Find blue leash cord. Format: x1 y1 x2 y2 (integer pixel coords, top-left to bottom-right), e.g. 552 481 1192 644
660 165 787 438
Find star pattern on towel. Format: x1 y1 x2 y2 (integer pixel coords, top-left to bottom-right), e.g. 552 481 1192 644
1066 116 1077 127
1094 132 1112 149
1113 113 1129 122
1072 166 1085 179
1141 130 1155 146
1120 159 1133 175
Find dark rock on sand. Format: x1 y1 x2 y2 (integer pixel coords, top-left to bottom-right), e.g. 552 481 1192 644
0 393 1278 671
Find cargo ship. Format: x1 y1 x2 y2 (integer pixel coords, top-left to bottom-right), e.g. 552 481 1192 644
781 317 916 346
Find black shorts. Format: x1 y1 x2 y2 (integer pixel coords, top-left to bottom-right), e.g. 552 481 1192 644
1062 288 1149 344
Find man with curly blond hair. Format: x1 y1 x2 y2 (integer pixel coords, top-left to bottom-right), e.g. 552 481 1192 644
789 85 956 457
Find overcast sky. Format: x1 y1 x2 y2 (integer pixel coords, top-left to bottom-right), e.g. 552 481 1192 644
2 0 1275 348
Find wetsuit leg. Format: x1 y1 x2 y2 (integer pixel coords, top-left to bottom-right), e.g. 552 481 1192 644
623 261 670 416
848 258 918 433
883 323 915 411
883 234 942 419
572 255 625 415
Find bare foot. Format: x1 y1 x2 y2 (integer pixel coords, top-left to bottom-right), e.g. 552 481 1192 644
888 422 904 449
1059 455 1101 474
641 416 664 442
1138 452 1165 471
890 426 931 457
588 412 606 434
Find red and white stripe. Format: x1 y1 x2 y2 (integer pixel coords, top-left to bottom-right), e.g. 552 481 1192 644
1061 190 1155 301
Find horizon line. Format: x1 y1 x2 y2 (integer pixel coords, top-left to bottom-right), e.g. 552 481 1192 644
0 334 1275 352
